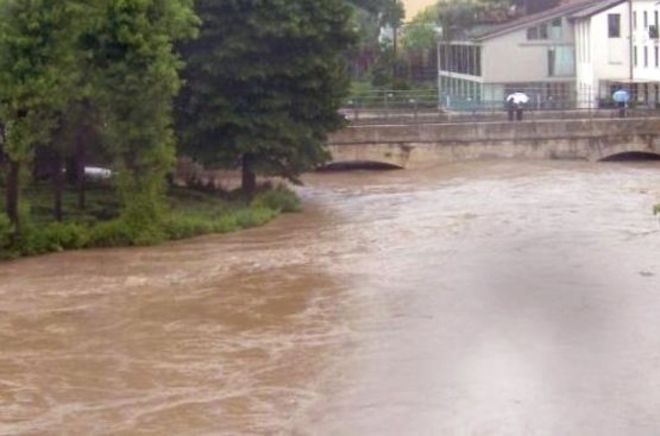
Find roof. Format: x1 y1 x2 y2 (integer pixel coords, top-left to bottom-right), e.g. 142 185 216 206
471 0 625 41
568 0 627 19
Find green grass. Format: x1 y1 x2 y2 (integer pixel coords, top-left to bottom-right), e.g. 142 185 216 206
0 183 300 260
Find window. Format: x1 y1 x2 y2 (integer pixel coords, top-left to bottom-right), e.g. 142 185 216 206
608 14 621 37
656 10 659 29
634 45 638 67
655 46 659 67
548 49 555 76
439 43 482 76
644 11 648 28
547 46 575 77
526 21 558 41
527 27 539 40
634 11 637 30
645 46 649 67
550 18 563 39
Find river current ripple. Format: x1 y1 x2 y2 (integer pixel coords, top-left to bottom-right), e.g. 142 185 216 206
1 160 660 435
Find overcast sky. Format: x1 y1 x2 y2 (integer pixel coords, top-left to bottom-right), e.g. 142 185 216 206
402 0 437 19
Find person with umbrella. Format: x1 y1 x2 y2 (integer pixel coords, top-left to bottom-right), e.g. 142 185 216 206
612 88 630 118
506 96 515 121
506 92 529 121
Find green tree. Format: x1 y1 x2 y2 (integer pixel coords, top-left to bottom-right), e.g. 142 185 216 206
437 0 512 41
85 0 197 233
0 0 84 231
401 4 439 54
178 0 355 194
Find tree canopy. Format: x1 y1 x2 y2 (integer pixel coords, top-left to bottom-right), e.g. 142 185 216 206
401 4 439 53
436 0 512 40
0 0 86 229
177 0 355 192
0 0 198 234
86 0 197 228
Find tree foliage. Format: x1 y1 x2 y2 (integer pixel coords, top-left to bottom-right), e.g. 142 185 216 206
0 0 198 235
0 0 85 229
79 0 197 228
178 0 355 192
437 0 512 40
401 4 439 53
0 0 359 253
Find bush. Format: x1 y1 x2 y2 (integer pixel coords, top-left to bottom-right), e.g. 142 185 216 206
88 219 138 247
42 222 90 250
0 185 296 260
234 206 278 228
162 215 214 240
8 221 89 255
212 214 239 233
163 206 277 239
251 186 301 213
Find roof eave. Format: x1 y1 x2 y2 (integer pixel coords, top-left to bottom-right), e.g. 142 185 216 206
471 0 613 42
567 0 627 21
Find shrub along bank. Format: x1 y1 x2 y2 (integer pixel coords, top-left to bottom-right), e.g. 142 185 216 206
0 184 300 260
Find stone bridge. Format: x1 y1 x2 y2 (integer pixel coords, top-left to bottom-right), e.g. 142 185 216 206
326 118 660 169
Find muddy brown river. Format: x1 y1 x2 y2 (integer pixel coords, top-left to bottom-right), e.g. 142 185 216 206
2 160 660 435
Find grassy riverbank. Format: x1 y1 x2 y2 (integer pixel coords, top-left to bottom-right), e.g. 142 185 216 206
0 184 300 260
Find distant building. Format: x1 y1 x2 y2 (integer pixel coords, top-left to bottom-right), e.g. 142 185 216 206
438 1 586 109
573 0 660 107
437 0 660 109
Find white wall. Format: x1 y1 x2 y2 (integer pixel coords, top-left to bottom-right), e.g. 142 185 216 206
575 1 660 106
482 17 575 83
575 3 632 106
595 3 631 80
631 0 660 81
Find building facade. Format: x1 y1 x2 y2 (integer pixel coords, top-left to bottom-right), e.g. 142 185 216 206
438 0 660 110
438 2 587 109
574 0 660 107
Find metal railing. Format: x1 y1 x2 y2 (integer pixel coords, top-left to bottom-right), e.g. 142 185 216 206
341 97 660 126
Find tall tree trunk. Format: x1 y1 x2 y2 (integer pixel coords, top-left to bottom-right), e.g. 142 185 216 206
76 137 86 210
53 153 64 221
5 160 20 232
241 153 256 195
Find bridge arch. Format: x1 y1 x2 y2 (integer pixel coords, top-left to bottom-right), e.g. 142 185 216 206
590 140 660 162
326 143 413 169
319 160 404 171
599 151 660 162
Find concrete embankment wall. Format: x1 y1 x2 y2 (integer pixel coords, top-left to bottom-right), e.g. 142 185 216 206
327 118 660 169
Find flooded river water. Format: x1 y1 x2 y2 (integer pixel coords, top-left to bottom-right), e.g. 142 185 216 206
2 160 660 435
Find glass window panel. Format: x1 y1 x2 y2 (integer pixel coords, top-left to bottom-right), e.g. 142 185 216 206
608 14 621 37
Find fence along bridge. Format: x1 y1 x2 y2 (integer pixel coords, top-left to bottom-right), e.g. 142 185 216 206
325 116 660 169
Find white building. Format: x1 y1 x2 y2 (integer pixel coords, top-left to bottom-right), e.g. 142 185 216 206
438 2 587 109
573 0 660 107
438 0 660 109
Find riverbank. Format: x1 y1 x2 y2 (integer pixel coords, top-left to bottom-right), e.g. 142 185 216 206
0 184 300 260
